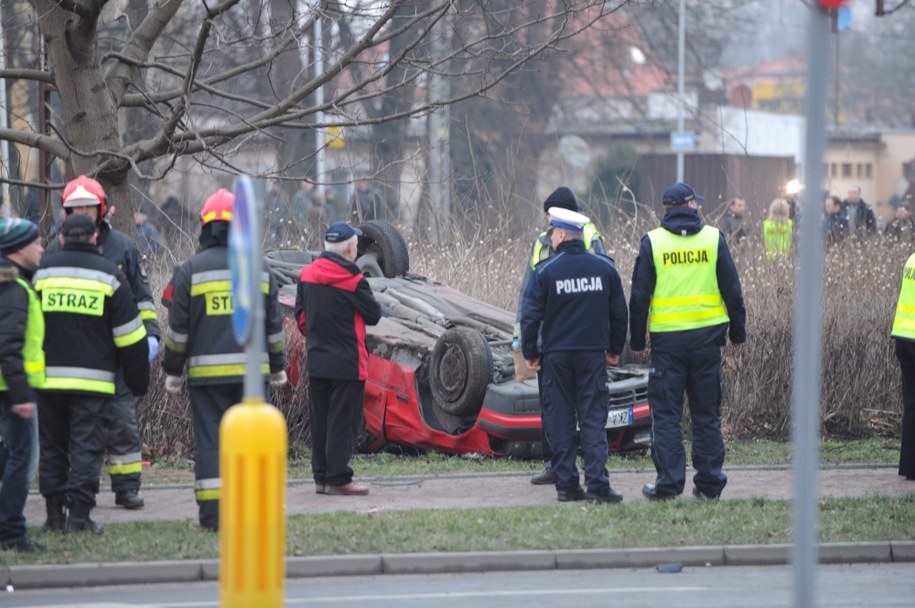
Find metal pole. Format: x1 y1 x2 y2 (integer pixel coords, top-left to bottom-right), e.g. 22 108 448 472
0 0 11 212
314 6 325 199
676 0 685 182
792 5 832 608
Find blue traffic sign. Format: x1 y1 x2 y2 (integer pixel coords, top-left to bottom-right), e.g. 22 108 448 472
229 176 259 345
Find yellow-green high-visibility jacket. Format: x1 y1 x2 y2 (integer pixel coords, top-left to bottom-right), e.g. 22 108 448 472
762 219 793 260
647 225 730 332
33 242 149 396
892 252 915 341
0 266 45 400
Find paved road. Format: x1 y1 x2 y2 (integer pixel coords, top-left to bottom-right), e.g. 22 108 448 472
22 464 913 526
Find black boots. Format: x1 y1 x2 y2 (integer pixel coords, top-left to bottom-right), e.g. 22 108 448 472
43 496 67 532
115 490 145 509
66 501 104 534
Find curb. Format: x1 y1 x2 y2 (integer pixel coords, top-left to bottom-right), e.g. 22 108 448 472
9 541 915 590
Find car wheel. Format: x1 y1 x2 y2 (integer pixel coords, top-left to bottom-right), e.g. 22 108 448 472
355 252 385 278
429 327 492 417
356 220 410 278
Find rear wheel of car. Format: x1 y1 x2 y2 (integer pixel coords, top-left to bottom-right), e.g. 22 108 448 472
429 327 492 418
356 220 410 278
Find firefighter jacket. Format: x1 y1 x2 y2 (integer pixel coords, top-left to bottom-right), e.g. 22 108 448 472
34 242 149 396
0 257 45 403
295 251 382 381
46 221 160 340
161 242 286 386
629 206 746 352
892 252 915 342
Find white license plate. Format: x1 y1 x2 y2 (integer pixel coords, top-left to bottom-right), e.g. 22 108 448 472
606 408 632 429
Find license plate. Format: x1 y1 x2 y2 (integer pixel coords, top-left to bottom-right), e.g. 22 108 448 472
606 408 632 429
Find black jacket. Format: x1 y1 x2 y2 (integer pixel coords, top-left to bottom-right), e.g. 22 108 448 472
629 206 746 352
519 239 627 360
34 242 149 396
0 257 37 404
295 252 382 381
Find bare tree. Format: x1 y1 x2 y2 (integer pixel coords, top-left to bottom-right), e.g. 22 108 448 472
0 0 631 233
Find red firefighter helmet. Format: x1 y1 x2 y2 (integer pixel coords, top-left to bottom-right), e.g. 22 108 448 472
200 188 234 225
62 175 107 218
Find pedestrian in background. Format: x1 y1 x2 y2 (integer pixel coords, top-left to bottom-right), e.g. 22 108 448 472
161 189 287 530
513 186 606 486
520 207 627 503
630 182 746 501
295 222 381 496
884 202 915 243
719 196 748 245
35 214 150 533
349 176 385 223
762 198 794 260
0 218 49 552
842 185 877 239
890 250 915 481
46 176 160 511
823 194 848 246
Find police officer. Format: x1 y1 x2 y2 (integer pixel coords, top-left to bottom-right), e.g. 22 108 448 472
46 176 160 510
513 187 607 486
161 189 286 530
629 182 746 501
0 218 49 552
891 251 915 481
35 214 150 533
520 207 628 503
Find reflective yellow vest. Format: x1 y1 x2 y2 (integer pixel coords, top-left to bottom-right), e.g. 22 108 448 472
763 219 793 259
0 277 46 391
892 252 915 341
530 222 602 269
647 225 729 332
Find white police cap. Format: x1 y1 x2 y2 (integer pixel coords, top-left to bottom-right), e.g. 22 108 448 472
548 206 589 231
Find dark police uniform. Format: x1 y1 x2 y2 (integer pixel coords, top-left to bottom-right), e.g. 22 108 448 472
629 189 746 500
520 217 627 501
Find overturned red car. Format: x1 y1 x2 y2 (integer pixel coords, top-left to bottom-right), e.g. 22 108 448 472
269 221 650 458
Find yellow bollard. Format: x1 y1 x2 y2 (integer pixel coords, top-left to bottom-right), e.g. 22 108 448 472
219 397 288 608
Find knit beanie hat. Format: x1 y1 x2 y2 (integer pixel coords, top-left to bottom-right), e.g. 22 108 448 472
543 187 579 214
0 218 40 255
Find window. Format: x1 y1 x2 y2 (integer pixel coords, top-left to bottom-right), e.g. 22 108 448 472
842 163 852 177
866 164 873 179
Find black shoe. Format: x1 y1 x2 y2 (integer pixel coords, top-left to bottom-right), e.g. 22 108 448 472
43 496 67 532
115 490 145 509
67 503 104 535
557 486 587 502
531 466 557 485
692 486 720 500
586 488 624 504
0 535 52 553
642 484 676 501
195 521 219 532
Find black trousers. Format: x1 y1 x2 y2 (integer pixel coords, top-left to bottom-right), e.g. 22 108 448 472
309 377 364 487
38 392 108 507
894 338 915 479
105 371 142 494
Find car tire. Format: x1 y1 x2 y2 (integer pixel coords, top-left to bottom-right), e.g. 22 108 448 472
355 253 385 278
356 220 410 278
429 327 492 417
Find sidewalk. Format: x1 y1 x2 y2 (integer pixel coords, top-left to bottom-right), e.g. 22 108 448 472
11 465 915 591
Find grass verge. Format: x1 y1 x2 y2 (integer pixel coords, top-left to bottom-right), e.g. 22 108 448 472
4 494 913 566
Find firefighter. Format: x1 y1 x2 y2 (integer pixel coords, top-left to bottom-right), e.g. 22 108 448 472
161 188 286 531
45 176 160 510
35 214 150 533
513 187 607 486
629 182 746 501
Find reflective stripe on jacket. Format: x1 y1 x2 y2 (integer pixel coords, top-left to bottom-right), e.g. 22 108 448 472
647 225 729 332
892 252 915 341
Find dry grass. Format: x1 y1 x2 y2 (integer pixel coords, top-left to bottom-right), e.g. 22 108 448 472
135 206 906 460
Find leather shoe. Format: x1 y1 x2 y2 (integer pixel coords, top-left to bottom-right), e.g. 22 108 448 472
692 486 720 500
530 466 557 485
115 490 145 509
326 482 369 496
0 535 52 553
642 484 676 501
586 487 624 504
556 486 587 502
315 483 326 495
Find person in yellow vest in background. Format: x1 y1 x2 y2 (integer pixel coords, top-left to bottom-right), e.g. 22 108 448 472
762 198 794 261
629 182 746 501
513 187 606 486
891 251 915 481
0 218 49 552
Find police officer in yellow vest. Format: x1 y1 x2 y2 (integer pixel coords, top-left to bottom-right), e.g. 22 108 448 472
513 187 606 486
0 218 50 552
629 183 746 501
891 252 915 481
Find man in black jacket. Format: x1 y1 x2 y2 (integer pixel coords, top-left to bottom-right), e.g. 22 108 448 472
35 214 150 533
295 222 382 496
0 218 49 552
842 185 877 239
